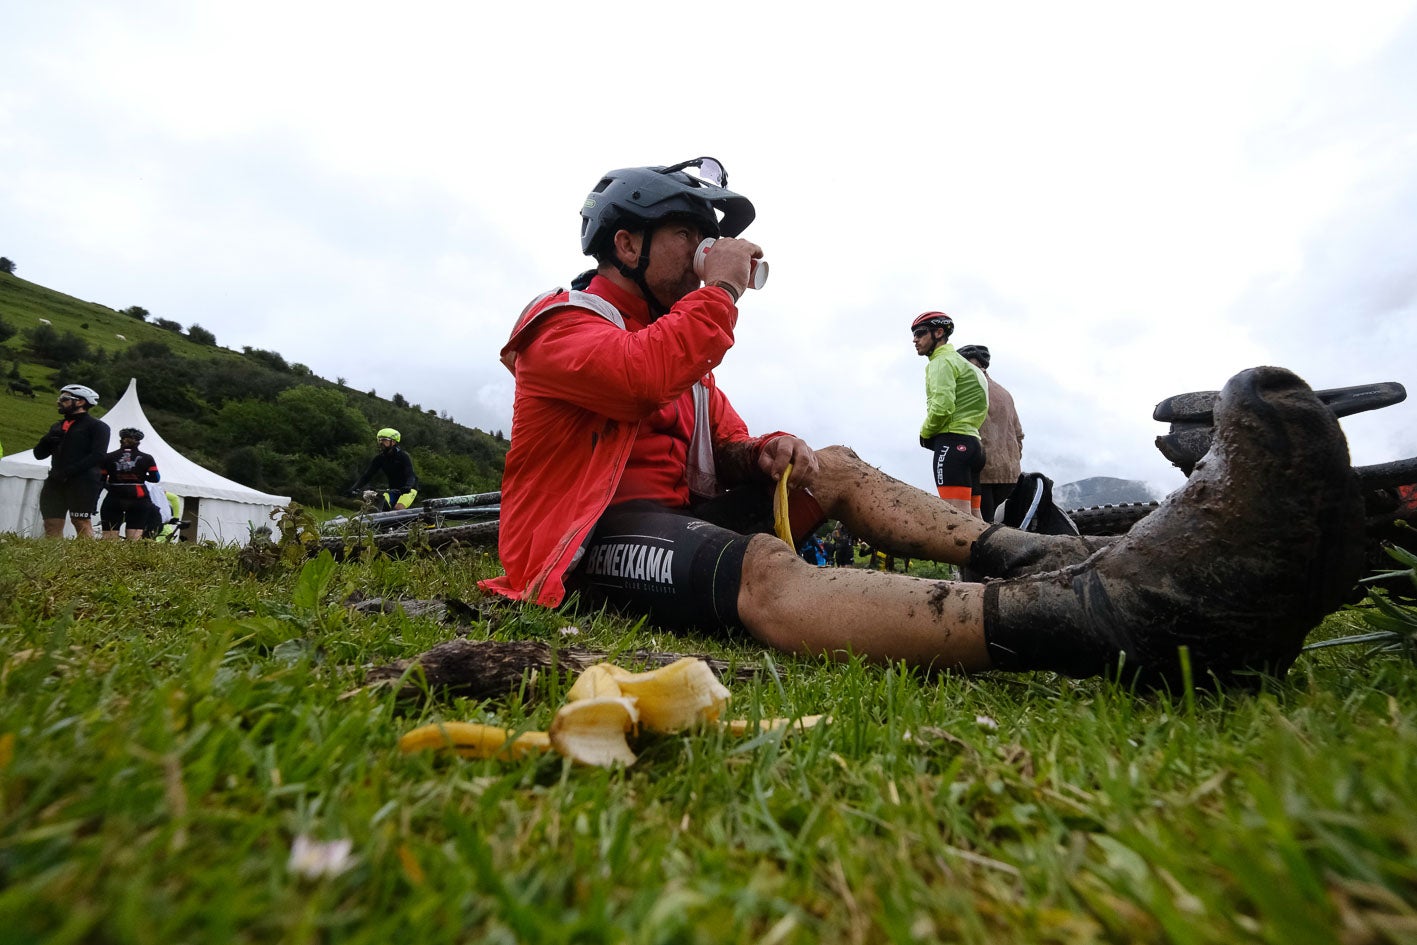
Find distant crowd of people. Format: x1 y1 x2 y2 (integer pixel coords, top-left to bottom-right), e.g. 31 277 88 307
29 379 422 540
796 527 924 574
796 527 856 568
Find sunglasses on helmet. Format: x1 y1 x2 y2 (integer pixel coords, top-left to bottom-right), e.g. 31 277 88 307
661 156 728 189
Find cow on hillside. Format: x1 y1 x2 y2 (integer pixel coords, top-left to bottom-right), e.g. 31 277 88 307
8 379 36 398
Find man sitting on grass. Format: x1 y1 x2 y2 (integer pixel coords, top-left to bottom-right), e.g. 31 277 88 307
478 157 1364 689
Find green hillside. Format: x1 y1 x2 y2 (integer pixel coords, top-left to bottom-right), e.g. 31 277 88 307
0 270 507 505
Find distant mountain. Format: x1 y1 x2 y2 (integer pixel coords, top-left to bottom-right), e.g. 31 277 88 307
1054 476 1160 509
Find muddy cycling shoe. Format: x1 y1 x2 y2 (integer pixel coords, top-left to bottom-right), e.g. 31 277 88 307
982 366 1365 689
966 526 1117 580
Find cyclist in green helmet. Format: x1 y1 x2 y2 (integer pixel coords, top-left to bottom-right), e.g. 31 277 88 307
348 427 419 511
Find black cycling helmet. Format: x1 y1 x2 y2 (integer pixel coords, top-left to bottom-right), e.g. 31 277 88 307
119 427 145 441
956 344 990 369
580 157 755 258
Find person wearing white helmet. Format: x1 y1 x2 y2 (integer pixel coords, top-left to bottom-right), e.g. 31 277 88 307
33 383 110 538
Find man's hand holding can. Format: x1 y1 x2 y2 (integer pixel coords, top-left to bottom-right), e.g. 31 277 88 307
693 238 768 293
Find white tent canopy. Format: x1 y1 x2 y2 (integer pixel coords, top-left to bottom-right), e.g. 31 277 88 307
0 378 289 544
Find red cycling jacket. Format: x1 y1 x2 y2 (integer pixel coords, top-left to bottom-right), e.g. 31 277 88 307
479 275 785 607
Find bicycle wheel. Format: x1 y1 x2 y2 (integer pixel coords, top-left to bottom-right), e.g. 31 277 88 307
1355 457 1417 490
318 519 499 557
1067 502 1160 536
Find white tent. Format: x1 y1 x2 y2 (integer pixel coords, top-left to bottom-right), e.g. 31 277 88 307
0 378 289 544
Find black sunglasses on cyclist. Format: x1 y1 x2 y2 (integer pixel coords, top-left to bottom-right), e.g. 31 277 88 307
912 328 931 339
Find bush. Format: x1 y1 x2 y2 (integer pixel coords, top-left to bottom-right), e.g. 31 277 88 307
130 340 173 359
25 323 93 365
120 306 149 321
187 324 217 346
243 347 289 373
0 257 15 274
153 318 184 333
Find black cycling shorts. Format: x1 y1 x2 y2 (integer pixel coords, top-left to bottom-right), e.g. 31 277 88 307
100 493 154 531
927 433 984 497
39 476 102 520
564 489 778 636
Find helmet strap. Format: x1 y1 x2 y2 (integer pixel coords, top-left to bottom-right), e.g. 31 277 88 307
615 227 671 320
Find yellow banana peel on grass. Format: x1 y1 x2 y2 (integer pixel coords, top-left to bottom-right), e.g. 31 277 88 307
396 721 551 760
399 656 827 769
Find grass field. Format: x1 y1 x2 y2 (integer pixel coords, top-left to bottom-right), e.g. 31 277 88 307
1 536 1414 944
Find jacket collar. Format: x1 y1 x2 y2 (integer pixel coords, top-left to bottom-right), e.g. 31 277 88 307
587 274 651 328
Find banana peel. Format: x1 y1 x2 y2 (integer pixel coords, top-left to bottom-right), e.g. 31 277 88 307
398 721 551 760
773 462 794 545
588 658 731 733
564 662 625 702
399 657 827 769
722 714 828 736
549 696 640 767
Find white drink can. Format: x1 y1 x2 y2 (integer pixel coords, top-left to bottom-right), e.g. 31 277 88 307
692 238 768 290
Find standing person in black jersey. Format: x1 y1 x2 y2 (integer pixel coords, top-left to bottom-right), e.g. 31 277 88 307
348 427 419 511
99 427 162 540
34 383 110 539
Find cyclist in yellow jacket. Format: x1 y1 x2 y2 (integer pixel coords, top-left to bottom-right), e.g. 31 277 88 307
913 312 988 518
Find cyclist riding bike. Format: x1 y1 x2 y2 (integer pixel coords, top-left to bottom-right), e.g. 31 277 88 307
348 427 419 511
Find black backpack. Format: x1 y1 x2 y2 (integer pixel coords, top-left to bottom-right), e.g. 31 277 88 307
998 472 1079 536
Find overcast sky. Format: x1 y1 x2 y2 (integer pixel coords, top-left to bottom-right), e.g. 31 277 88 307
4 1 1415 499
